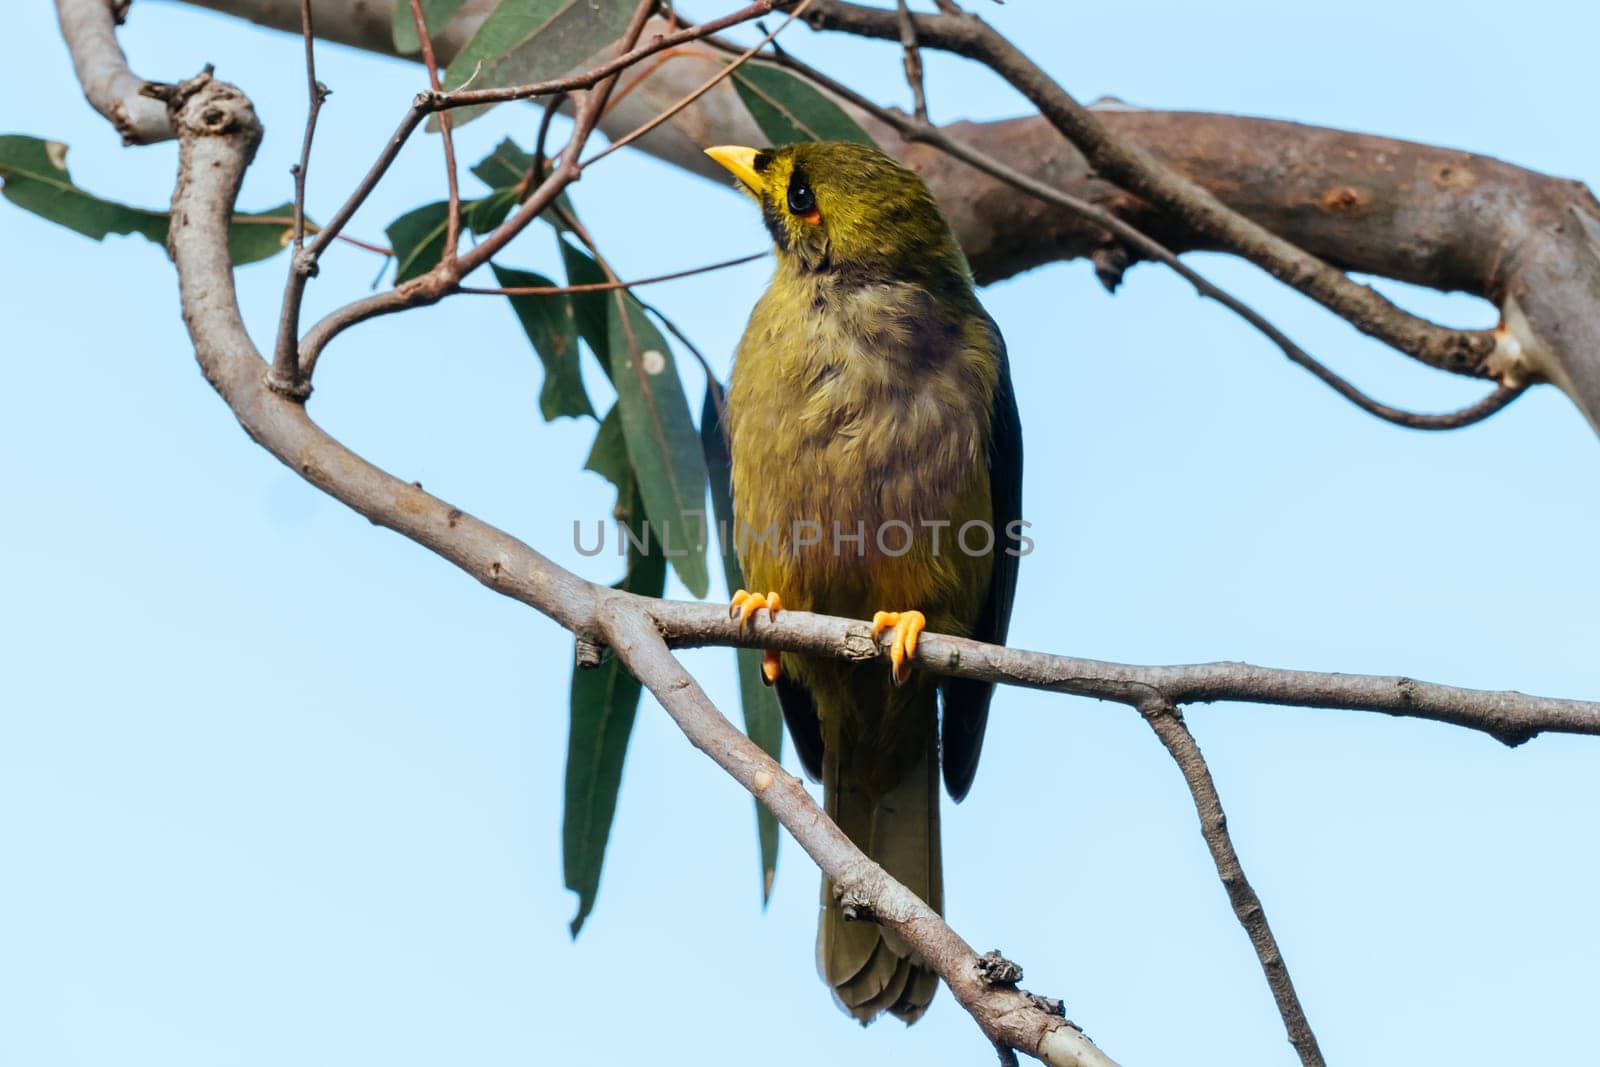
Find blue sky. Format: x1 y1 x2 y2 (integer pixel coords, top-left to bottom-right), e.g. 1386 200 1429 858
3 2 1597 1065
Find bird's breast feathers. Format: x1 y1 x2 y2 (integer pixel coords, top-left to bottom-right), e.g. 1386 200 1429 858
728 269 999 621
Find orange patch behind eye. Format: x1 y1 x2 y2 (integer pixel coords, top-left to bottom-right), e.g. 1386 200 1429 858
799 209 822 226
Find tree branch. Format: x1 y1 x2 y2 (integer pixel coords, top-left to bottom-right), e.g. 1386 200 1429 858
56 0 175 144
1139 698 1323 1067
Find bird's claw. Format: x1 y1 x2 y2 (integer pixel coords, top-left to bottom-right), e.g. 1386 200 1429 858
870 609 926 686
729 589 784 685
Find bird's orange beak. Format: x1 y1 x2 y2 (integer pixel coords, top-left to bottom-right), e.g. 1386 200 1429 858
705 145 765 195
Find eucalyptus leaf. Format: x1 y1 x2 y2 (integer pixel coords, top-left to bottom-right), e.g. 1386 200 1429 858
385 199 450 283
701 381 784 902
391 0 467 55
444 0 635 127
605 291 711 597
559 239 612 365
0 134 298 265
471 138 535 188
565 409 664 936
491 263 595 421
730 64 877 147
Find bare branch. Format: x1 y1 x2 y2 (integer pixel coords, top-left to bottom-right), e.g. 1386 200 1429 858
407 0 462 262
1138 698 1324 1067
894 0 927 121
55 0 174 144
268 0 328 398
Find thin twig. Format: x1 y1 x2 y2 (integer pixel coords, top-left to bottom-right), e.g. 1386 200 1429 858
741 44 1522 431
1138 698 1324 1067
895 0 927 120
268 0 329 398
408 0 461 261
457 250 767 296
526 90 568 191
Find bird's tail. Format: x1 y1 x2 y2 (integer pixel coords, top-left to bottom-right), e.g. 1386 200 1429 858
816 688 943 1024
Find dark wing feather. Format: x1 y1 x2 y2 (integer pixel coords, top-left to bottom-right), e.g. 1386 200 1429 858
940 318 1022 801
776 674 825 781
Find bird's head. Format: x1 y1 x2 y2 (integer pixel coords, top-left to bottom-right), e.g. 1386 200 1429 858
704 141 968 287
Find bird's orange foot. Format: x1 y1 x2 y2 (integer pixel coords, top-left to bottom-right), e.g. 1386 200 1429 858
870 609 926 686
729 589 783 685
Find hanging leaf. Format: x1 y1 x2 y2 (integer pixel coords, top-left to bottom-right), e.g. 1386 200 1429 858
385 199 450 283
604 291 711 597
443 0 636 127
0 134 299 265
468 139 578 228
565 407 664 936
729 64 877 147
491 263 595 421
466 186 519 234
471 138 535 188
701 381 784 903
559 238 612 365
391 0 468 55
385 193 508 283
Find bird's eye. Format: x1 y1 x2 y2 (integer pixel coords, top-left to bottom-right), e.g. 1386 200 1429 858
787 179 816 217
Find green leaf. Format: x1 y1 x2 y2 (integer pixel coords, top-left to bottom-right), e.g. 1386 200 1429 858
385 199 449 283
604 290 711 598
443 0 636 127
491 264 595 421
559 239 612 365
468 139 578 226
466 186 519 234
565 408 665 936
392 0 468 55
471 138 535 188
0 134 298 265
729 64 877 147
701 381 784 903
